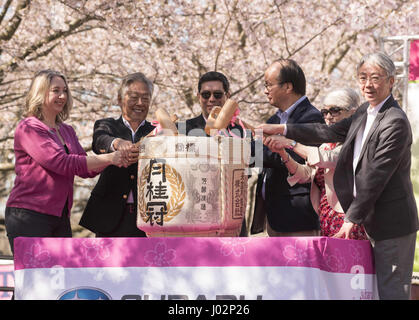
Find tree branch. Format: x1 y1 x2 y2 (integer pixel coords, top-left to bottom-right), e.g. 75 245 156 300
0 163 15 172
274 0 291 56
288 17 343 58
0 0 13 25
214 0 238 70
0 12 104 79
0 0 30 41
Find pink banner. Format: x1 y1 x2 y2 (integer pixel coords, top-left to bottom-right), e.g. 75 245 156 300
410 39 419 81
0 263 14 300
14 236 374 274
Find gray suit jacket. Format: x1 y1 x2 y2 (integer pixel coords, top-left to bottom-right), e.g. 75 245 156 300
286 95 418 241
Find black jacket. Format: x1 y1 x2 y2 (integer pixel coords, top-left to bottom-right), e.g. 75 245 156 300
79 117 155 233
251 97 325 233
177 113 246 137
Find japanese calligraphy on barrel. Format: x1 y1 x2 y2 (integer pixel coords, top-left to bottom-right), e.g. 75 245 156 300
137 135 250 237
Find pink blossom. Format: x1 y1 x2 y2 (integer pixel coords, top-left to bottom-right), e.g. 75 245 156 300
144 242 176 266
23 244 51 268
82 238 113 261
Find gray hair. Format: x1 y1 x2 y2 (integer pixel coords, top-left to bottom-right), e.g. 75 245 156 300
117 72 154 102
356 52 396 77
323 88 360 111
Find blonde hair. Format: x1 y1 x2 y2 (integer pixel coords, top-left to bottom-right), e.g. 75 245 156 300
24 70 73 123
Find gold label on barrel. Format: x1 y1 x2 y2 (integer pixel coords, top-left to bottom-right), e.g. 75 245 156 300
138 159 186 226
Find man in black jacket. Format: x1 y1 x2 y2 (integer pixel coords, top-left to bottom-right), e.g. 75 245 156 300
177 71 248 235
177 71 243 138
250 59 324 236
80 73 155 237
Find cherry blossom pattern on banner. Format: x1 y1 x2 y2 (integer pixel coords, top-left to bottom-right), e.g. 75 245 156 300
22 243 51 268
322 248 347 273
81 238 113 262
144 242 176 267
282 238 318 268
282 238 317 267
349 242 368 266
218 238 252 258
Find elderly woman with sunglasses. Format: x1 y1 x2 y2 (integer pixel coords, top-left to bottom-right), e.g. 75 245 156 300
263 88 367 239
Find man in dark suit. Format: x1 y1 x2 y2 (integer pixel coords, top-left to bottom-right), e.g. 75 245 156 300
259 52 418 299
177 71 244 138
80 73 155 237
176 71 248 235
250 59 324 237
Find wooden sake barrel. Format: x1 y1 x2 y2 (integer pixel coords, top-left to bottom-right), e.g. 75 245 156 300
136 135 250 237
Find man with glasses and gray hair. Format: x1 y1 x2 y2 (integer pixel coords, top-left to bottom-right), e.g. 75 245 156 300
80 72 155 237
258 52 419 299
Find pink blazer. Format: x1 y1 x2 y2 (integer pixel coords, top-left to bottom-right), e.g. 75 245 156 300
287 143 344 214
6 117 97 216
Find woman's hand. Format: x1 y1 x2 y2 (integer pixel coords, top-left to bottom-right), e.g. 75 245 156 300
115 139 139 165
111 150 130 168
332 221 354 239
263 135 292 153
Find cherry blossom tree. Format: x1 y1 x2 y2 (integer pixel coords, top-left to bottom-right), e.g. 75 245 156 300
0 0 418 241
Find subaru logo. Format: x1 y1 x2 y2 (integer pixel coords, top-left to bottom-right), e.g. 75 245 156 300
58 287 112 300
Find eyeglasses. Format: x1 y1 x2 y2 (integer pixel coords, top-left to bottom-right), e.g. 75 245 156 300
264 82 284 91
200 91 225 100
321 107 349 116
126 92 151 104
357 75 389 85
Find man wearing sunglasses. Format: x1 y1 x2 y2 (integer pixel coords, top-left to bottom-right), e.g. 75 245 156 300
177 71 243 138
177 71 247 235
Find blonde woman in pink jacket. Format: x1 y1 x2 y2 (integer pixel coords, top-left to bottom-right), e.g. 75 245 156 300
5 70 128 253
264 88 367 239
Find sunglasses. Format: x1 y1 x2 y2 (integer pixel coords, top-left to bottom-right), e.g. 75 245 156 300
200 91 225 100
321 107 348 116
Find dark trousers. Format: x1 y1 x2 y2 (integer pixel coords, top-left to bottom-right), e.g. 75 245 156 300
5 206 72 254
370 231 417 300
95 204 146 238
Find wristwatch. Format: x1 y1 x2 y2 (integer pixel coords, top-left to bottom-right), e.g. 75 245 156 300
288 140 297 150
